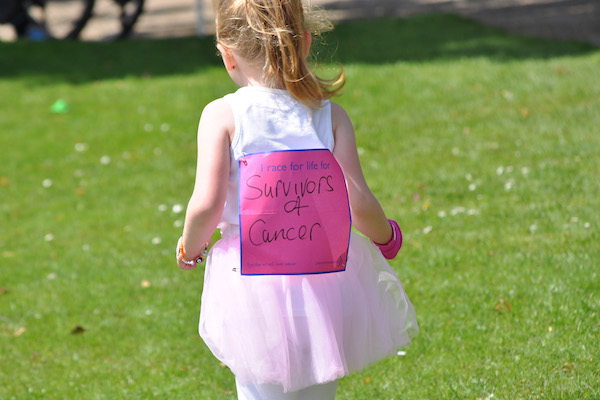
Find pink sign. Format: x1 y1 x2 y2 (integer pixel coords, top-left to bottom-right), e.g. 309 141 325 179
239 149 351 275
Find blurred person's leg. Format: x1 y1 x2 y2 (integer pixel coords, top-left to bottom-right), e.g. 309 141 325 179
0 0 22 22
0 0 29 36
0 0 49 40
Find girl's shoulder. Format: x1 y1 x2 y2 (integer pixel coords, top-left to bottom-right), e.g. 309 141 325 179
199 97 236 143
330 102 350 123
330 102 354 143
202 97 234 122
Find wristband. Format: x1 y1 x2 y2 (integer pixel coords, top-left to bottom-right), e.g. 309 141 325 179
178 237 209 267
374 219 402 260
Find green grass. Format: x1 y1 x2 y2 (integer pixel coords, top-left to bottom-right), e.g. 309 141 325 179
1 13 599 399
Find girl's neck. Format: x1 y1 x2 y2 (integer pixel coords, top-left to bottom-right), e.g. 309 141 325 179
231 54 284 90
238 70 284 90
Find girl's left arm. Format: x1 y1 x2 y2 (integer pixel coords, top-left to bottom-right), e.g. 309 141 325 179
177 98 234 269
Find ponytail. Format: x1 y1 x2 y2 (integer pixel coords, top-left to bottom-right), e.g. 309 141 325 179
215 0 344 108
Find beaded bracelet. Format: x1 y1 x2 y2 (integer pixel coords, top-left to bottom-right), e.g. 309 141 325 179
178 238 209 266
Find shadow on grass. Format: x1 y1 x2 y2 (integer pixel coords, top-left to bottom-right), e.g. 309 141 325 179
0 14 596 84
322 14 596 64
0 36 222 85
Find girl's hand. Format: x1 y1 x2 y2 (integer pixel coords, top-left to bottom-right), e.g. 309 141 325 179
374 220 403 260
177 253 197 270
176 237 195 270
176 237 211 270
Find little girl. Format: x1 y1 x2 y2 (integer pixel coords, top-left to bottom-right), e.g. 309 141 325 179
176 0 418 398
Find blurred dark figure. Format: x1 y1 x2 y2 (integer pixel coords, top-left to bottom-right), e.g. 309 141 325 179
0 0 49 40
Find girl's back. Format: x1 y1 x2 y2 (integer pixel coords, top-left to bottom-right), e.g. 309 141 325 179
219 86 334 228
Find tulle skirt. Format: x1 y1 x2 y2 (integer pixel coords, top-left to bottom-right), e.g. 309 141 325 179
198 227 418 393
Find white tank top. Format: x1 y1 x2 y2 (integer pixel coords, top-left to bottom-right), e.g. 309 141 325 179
217 86 334 228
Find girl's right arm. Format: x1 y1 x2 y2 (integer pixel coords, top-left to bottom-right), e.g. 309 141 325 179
177 98 234 269
331 102 393 245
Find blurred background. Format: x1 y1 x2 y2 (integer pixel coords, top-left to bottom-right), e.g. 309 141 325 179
1 0 599 46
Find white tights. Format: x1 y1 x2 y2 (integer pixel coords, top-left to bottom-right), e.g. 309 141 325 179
235 379 338 400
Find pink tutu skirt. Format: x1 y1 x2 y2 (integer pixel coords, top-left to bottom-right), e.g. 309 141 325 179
198 227 418 393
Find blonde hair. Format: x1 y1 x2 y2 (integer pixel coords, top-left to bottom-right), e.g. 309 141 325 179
214 0 345 108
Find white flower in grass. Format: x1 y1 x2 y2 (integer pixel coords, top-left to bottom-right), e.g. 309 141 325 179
74 143 88 152
521 167 530 175
465 173 473 181
47 273 57 280
172 204 184 214
468 183 477 191
502 90 514 101
422 226 433 234
584 222 590 229
158 204 168 212
100 155 111 165
467 209 480 216
450 207 466 216
437 211 447 218
504 179 515 191
452 147 460 155
397 350 407 356
42 179 53 188
529 224 538 233
496 166 504 176
173 220 183 228
160 123 171 132
152 237 162 245
570 216 579 223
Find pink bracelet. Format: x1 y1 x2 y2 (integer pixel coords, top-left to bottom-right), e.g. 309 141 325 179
374 219 402 260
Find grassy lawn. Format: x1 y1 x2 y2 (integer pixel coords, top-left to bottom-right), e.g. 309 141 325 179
1 14 599 399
